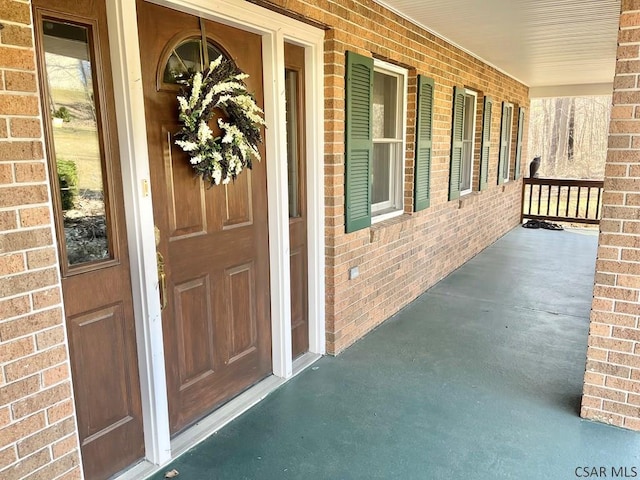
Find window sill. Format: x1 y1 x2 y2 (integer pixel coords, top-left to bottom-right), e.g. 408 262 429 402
369 211 413 243
458 190 481 209
371 208 404 224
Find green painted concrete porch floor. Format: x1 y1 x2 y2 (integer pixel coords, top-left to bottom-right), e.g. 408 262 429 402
150 227 640 480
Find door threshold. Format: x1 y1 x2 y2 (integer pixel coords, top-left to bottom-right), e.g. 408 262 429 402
115 352 322 480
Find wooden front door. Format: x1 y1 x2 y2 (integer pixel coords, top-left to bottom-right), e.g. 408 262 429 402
137 1 272 434
285 44 309 358
33 1 145 479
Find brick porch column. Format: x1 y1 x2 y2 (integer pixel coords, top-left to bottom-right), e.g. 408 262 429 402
581 0 640 431
0 1 83 478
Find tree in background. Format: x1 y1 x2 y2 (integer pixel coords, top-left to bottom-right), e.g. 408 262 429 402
528 96 611 179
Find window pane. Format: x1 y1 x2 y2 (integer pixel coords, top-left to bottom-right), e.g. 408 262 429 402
461 142 472 191
207 44 225 66
43 20 111 266
163 40 226 85
463 94 475 140
163 39 203 84
373 72 397 139
285 69 300 218
372 143 391 204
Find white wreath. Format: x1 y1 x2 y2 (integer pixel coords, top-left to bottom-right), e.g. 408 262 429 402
175 56 265 186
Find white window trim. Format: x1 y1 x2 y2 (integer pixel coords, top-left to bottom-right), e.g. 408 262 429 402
460 89 477 197
371 58 407 224
503 102 514 183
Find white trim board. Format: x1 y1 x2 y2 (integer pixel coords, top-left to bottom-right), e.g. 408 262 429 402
117 353 322 480
106 0 325 470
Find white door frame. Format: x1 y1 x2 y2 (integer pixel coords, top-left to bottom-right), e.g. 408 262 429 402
105 0 325 466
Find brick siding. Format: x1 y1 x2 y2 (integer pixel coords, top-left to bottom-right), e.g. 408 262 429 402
581 0 640 431
285 0 530 353
0 1 82 478
0 0 532 477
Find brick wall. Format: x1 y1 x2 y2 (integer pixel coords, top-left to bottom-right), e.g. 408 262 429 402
272 0 530 353
581 0 640 431
0 1 83 478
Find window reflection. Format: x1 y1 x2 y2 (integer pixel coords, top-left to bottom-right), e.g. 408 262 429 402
43 20 109 266
285 69 300 218
163 39 225 84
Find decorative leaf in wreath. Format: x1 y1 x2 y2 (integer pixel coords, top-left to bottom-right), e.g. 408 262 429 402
175 55 266 186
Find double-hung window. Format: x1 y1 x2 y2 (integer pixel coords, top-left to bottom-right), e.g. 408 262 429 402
371 61 407 219
498 102 514 183
345 52 418 232
449 87 477 199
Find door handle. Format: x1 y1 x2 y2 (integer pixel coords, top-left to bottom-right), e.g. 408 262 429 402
157 251 167 310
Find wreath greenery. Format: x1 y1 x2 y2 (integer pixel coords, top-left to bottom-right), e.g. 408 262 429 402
175 55 265 186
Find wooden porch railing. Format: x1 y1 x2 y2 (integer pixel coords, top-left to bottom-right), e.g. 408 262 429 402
521 177 604 225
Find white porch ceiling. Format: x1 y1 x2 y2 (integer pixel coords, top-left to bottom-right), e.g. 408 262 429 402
377 0 621 96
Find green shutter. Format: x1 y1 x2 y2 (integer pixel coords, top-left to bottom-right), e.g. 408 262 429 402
449 86 465 200
345 51 373 233
479 95 493 191
414 75 434 211
514 107 525 180
497 101 508 185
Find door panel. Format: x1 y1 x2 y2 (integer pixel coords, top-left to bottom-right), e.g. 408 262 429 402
33 1 145 479
137 0 272 434
163 124 208 238
174 275 214 388
285 43 309 358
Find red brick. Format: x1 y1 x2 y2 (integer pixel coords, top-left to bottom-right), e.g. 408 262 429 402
0 295 30 321
52 435 77 459
19 206 51 227
0 308 62 342
0 448 51 480
588 335 634 353
22 451 79 480
0 445 17 471
623 417 640 431
621 12 640 28
0 336 34 363
616 76 637 92
592 285 638 302
0 267 59 300
42 364 70 388
32 287 62 310
0 210 17 231
4 345 68 382
614 301 640 316
10 118 41 138
0 252 25 276
35 326 65 351
609 351 640 369
623 221 640 233
0 141 43 161
26 248 57 270
0 0 31 24
11 383 72 420
46 398 74 424
14 162 46 182
583 384 627 403
0 46 34 70
0 375 40 406
0 413 46 449
0 227 52 256
0 95 39 116
586 359 631 378
5 71 37 93
0 24 32 47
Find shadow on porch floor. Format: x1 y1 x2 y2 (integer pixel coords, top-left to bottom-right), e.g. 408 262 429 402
149 227 640 480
